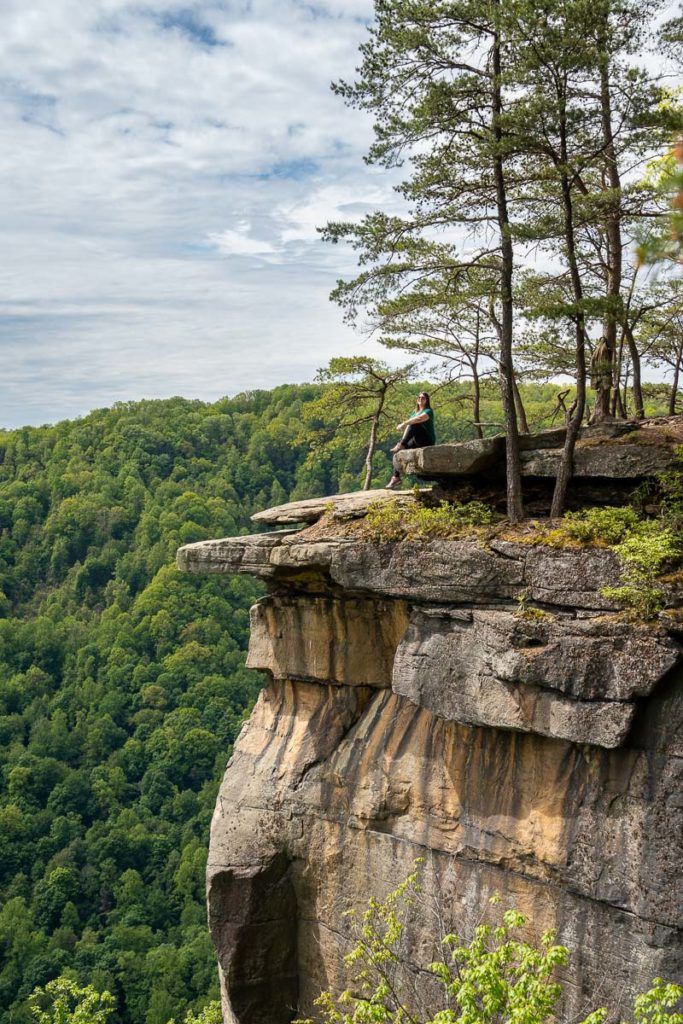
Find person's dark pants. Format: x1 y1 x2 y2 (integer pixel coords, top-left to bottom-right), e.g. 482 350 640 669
392 423 434 477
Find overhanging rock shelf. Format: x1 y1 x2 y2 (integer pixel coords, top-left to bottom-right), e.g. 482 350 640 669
176 418 683 1024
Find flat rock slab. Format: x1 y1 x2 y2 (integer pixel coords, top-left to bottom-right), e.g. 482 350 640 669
251 488 420 526
519 427 569 449
330 538 525 604
521 440 679 478
177 532 626 611
393 418 683 481
394 428 570 479
394 437 503 477
176 528 300 575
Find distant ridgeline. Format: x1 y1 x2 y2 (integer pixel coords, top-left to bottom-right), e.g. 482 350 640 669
0 384 678 1024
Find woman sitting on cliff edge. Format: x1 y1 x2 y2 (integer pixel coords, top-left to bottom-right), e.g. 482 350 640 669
386 391 435 489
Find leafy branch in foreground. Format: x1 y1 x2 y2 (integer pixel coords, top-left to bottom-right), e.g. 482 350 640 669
295 868 682 1024
28 976 222 1024
29 977 116 1024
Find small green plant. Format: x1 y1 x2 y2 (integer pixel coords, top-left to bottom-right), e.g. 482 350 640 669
602 523 681 619
559 506 641 545
294 867 683 1024
515 588 549 621
528 500 683 620
363 500 495 542
29 978 115 1024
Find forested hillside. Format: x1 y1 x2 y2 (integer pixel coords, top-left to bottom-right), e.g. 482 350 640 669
0 382 673 1024
0 387 343 1024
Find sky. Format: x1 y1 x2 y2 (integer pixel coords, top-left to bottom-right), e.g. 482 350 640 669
0 0 397 429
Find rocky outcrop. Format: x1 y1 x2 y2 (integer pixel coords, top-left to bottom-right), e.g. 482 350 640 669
177 490 683 1024
394 416 683 492
179 529 624 609
392 606 679 746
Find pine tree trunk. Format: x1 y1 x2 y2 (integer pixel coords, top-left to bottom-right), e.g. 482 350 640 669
551 181 587 517
624 323 644 419
592 44 623 423
610 332 624 417
492 21 523 523
513 375 529 433
669 341 683 414
471 327 484 440
550 103 587 517
472 369 483 440
363 394 385 490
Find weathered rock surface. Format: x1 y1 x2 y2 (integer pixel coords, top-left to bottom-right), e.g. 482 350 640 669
395 416 683 483
208 678 683 1023
520 439 679 478
250 488 419 526
394 436 503 477
246 595 409 687
177 490 683 1024
178 530 624 609
394 427 573 479
176 528 299 576
392 607 679 746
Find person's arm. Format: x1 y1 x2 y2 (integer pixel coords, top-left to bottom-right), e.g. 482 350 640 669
397 411 429 428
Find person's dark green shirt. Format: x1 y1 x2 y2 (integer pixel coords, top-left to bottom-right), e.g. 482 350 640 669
411 406 435 444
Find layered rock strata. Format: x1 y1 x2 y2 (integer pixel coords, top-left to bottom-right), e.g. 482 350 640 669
177 509 683 1024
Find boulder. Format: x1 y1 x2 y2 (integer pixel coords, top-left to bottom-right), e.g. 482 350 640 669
394 428 572 479
519 427 568 449
521 440 679 478
394 437 503 478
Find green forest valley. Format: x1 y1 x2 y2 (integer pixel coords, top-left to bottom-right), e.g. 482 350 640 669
0 384 540 1024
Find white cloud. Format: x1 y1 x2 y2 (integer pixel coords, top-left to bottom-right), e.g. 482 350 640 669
208 222 280 258
277 183 394 243
0 0 403 427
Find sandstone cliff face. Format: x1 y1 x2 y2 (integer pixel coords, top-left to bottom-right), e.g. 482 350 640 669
178 491 683 1024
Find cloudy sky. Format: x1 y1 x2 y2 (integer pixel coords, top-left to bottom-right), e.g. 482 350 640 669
1 0 398 428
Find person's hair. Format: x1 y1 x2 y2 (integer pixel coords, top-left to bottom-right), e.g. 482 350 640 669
416 391 430 411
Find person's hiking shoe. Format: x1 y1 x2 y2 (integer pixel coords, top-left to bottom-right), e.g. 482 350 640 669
386 476 401 490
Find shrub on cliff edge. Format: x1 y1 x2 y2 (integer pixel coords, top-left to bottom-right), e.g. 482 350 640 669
362 500 496 542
